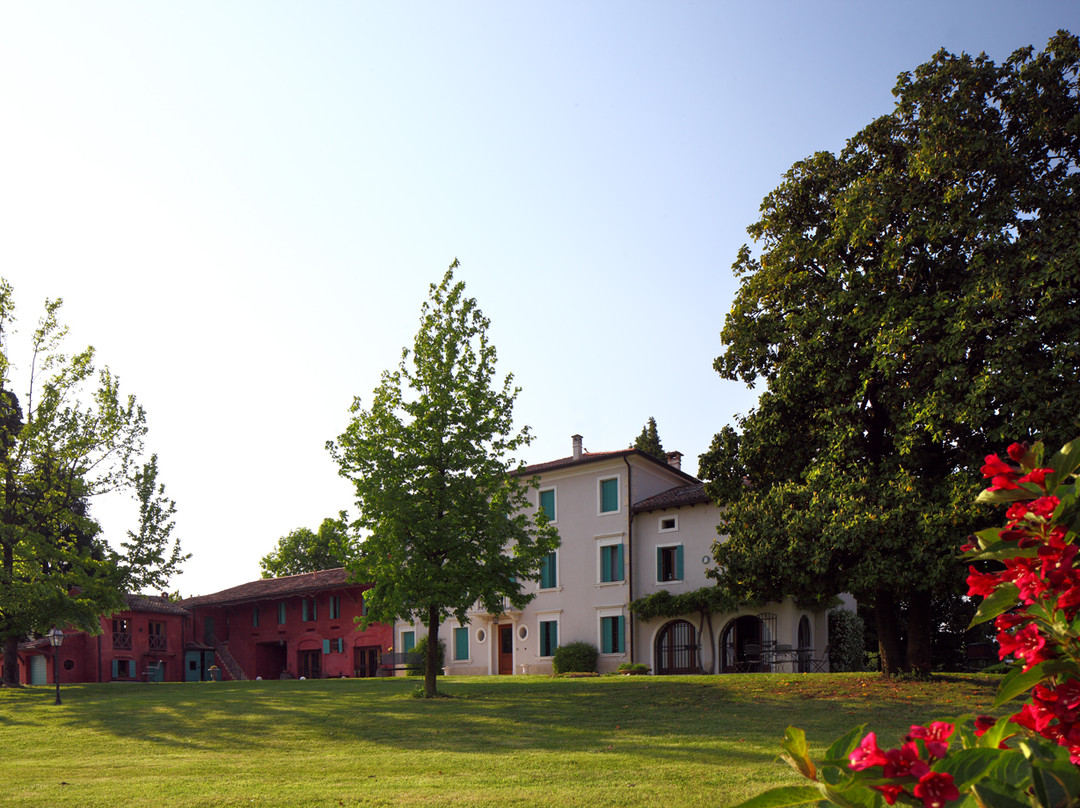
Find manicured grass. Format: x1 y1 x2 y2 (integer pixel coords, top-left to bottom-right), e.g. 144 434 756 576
0 673 1004 807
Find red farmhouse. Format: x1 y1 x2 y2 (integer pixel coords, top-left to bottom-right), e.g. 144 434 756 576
13 593 189 685
181 568 391 680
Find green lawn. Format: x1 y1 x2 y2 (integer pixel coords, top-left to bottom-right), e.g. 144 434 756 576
0 673 1004 807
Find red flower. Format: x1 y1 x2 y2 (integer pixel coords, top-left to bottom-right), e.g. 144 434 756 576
966 567 1000 598
874 784 906 805
913 771 960 808
1007 442 1030 463
982 454 1015 477
1019 468 1054 488
883 742 930 779
973 715 996 736
849 732 889 770
1028 496 1061 520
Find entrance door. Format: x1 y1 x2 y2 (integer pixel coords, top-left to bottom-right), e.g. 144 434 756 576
298 649 322 679
29 654 47 685
497 624 514 675
185 650 203 682
354 646 379 678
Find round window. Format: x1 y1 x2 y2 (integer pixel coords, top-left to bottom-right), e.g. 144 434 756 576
63 659 75 671
517 625 528 641
476 628 486 643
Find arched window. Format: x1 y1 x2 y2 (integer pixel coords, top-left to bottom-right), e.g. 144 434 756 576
655 619 699 675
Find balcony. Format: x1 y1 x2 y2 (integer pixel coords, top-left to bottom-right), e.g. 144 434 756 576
112 632 132 650
148 634 167 652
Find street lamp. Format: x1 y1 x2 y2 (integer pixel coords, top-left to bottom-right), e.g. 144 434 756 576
47 627 64 705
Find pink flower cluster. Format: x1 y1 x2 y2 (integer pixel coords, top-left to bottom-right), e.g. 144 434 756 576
969 441 1080 764
848 724 959 807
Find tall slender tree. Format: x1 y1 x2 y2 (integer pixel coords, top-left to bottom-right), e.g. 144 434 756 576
329 262 559 697
708 32 1080 675
0 283 186 685
633 417 666 461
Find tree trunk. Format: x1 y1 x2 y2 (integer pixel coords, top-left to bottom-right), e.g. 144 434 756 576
425 605 439 698
875 587 905 676
905 593 934 676
2 634 19 687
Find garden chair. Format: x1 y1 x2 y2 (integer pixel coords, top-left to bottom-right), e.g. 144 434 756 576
811 645 830 673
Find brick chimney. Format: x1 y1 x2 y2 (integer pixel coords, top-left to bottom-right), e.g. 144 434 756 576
666 451 682 471
572 434 583 461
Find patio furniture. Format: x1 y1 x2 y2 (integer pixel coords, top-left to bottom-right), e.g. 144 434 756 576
738 643 762 673
810 645 831 673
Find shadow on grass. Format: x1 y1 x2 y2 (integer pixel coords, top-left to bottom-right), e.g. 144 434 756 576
1 672 1004 765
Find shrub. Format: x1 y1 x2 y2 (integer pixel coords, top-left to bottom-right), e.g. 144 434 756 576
827 608 865 672
552 641 598 674
405 636 445 676
617 662 649 675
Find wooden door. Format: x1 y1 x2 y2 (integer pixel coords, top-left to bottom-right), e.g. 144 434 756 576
497 624 514 675
298 649 321 679
354 646 379 677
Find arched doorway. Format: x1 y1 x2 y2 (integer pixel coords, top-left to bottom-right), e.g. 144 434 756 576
654 620 700 675
797 615 812 672
719 613 778 672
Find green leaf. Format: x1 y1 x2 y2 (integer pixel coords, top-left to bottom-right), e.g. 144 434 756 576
1046 437 1080 492
970 779 1033 808
976 485 1040 505
780 726 817 781
993 659 1075 707
965 541 1039 563
969 583 1020 628
933 748 1012 790
725 786 824 808
823 724 867 764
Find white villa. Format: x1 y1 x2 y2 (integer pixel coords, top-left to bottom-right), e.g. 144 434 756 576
396 435 829 675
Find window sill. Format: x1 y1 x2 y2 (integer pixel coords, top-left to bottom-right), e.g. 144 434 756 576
537 586 563 594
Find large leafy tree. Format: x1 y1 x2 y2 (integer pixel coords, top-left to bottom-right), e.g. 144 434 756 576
328 262 559 697
0 284 186 685
259 514 354 578
707 32 1080 675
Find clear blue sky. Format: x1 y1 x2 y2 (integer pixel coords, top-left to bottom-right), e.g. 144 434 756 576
1 2 1076 595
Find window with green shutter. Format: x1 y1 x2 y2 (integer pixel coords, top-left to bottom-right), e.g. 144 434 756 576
540 551 557 589
252 605 259 627
302 598 317 622
277 602 287 624
600 543 624 583
539 488 556 522
657 544 684 582
539 620 558 657
600 477 619 513
454 627 469 661
402 631 415 653
329 595 341 620
601 616 624 654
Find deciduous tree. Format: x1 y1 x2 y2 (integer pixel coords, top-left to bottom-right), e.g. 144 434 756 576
0 284 186 685
708 32 1080 675
328 262 558 697
259 514 354 578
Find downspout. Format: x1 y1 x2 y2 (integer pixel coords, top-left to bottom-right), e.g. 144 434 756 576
623 456 634 665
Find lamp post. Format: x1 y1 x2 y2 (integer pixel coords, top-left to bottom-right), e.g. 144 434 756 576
47 627 64 705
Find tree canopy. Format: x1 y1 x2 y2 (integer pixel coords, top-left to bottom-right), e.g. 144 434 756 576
633 417 666 461
705 32 1080 675
0 283 186 685
259 514 354 578
328 262 559 696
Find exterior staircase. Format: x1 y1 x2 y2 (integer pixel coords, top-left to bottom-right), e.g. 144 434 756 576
213 640 248 681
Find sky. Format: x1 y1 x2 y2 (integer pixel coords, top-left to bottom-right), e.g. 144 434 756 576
1 2 1077 597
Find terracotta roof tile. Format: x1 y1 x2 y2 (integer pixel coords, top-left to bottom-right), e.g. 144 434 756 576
631 482 710 512
123 593 189 616
180 567 359 607
521 449 697 482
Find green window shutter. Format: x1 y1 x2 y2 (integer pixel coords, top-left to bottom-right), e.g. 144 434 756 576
454 627 468 661
540 621 557 657
539 489 555 521
657 546 664 580
676 545 684 580
112 659 119 679
323 639 331 655
601 618 613 654
402 631 415 654
600 478 618 512
616 616 625 653
615 543 624 581
541 552 556 589
278 602 286 624
311 599 317 621
252 606 259 627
